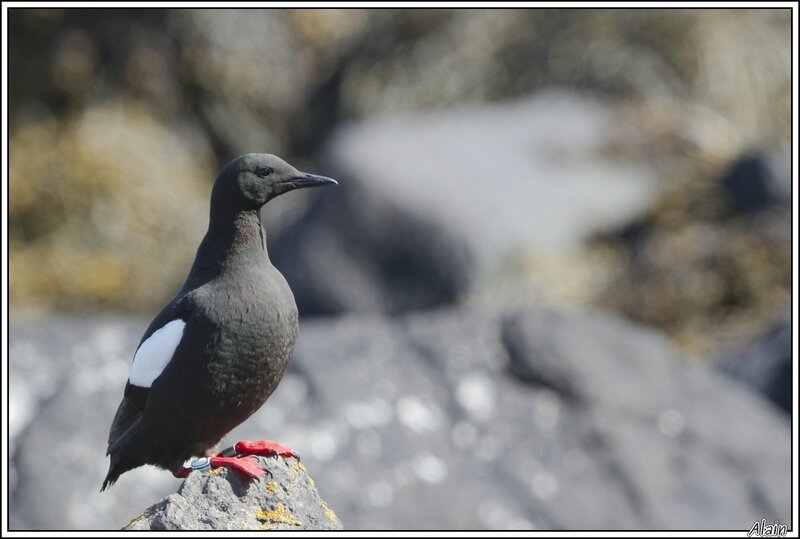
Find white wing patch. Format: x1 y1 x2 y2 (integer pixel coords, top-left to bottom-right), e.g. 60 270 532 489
129 319 186 388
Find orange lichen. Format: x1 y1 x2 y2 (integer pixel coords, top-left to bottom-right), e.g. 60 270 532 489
255 503 302 527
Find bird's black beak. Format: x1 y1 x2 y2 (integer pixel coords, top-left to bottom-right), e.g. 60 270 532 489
285 173 338 190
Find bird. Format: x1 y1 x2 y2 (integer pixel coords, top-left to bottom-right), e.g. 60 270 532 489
102 153 337 491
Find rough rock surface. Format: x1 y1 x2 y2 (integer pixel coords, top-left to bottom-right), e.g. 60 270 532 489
124 456 342 530
9 309 791 530
272 93 659 316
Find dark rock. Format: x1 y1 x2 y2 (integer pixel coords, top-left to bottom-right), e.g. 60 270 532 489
718 151 790 215
272 179 473 316
716 312 791 414
124 456 342 530
9 309 790 530
272 93 659 316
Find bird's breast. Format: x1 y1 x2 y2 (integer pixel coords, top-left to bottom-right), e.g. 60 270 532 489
199 265 299 410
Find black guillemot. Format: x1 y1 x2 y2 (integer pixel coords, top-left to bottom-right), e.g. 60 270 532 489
102 153 337 491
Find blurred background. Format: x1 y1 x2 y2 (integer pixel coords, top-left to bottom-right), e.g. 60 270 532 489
8 8 792 530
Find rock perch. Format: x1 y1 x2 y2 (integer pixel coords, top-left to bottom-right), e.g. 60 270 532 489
124 455 342 530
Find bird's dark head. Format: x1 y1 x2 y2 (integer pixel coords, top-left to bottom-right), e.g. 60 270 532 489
213 153 337 210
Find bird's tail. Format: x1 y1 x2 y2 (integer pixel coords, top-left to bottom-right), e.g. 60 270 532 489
101 452 123 491
101 446 142 492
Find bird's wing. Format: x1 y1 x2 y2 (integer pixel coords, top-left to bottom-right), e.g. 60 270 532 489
106 383 148 454
106 298 189 455
128 318 187 388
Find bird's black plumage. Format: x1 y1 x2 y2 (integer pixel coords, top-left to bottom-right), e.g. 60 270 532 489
102 154 336 490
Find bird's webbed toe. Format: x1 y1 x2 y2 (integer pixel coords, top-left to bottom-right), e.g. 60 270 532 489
232 439 300 460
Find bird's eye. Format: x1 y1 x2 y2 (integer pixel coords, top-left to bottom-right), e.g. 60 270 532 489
256 167 273 177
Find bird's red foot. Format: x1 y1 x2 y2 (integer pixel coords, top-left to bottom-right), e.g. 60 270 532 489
232 439 300 460
171 455 266 480
208 455 266 478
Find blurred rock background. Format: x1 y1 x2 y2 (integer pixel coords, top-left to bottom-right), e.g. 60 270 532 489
8 8 792 530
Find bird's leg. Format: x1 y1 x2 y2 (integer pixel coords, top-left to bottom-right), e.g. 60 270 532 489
229 439 300 460
170 440 299 481
170 454 266 480
217 445 239 457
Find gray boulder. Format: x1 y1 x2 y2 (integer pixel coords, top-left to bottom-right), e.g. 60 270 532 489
124 456 342 530
257 308 789 529
272 92 660 315
9 308 790 530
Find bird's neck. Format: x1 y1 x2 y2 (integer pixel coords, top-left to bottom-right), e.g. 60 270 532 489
182 208 268 291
